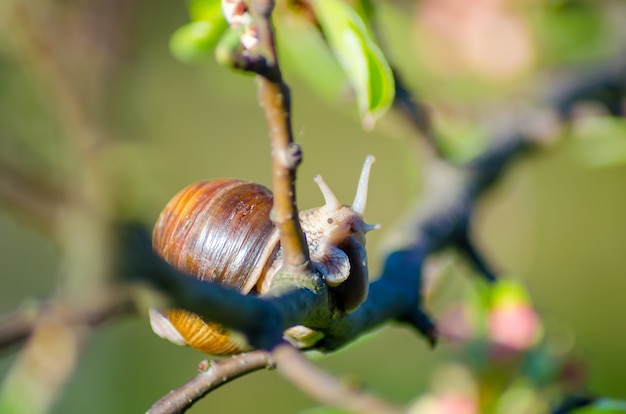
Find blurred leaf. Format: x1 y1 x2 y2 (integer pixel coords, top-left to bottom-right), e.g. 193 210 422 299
189 0 222 22
312 0 395 129
494 379 543 414
169 0 227 63
170 20 228 63
436 119 488 163
349 0 376 32
536 1 609 63
570 116 626 168
573 398 626 413
276 14 347 103
489 279 532 308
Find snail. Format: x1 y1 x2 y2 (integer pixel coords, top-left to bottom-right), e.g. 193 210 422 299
149 156 379 355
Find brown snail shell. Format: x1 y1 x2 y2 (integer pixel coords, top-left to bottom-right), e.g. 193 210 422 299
150 156 378 355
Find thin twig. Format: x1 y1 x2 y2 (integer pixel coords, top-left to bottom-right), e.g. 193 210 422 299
0 155 66 236
250 0 312 271
273 342 403 414
0 288 136 351
146 351 274 414
0 313 87 413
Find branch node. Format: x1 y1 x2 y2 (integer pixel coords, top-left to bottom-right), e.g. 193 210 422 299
398 308 438 348
456 221 498 283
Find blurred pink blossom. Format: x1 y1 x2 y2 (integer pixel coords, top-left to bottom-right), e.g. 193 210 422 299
414 0 534 79
488 303 540 352
412 392 479 414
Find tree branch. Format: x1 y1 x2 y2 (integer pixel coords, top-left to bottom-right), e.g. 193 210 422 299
391 69 443 156
273 342 402 414
0 155 66 236
117 222 318 351
146 351 274 414
3 2 626 413
129 51 626 412
0 312 86 413
250 0 312 272
146 343 402 414
319 53 626 350
0 287 136 352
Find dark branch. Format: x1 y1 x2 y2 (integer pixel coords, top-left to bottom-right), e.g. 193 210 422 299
551 395 596 414
391 69 443 156
319 52 626 350
116 222 321 351
548 54 626 120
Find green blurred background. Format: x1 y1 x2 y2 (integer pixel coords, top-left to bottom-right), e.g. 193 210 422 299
1 0 626 412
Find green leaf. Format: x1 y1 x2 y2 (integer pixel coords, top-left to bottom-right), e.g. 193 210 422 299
276 14 347 103
313 0 395 129
169 0 227 63
490 279 533 309
170 20 228 63
189 0 223 22
537 1 609 64
570 116 626 168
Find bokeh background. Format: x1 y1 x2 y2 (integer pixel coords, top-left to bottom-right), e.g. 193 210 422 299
1 0 626 412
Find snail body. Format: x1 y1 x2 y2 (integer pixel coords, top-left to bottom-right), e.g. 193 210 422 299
150 156 378 355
